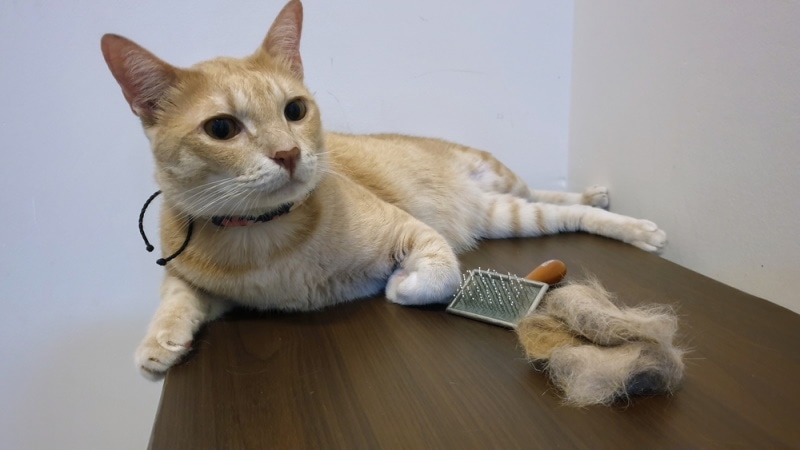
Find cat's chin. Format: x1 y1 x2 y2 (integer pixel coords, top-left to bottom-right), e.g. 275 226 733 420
258 177 315 204
235 159 320 199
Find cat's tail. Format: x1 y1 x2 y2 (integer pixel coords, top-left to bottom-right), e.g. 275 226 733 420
478 193 667 253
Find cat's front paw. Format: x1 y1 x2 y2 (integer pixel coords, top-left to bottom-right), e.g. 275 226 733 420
582 185 609 209
627 220 667 253
134 319 197 380
386 265 461 306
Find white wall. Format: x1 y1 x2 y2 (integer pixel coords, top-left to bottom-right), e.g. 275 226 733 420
0 1 573 448
305 1 573 188
568 1 800 313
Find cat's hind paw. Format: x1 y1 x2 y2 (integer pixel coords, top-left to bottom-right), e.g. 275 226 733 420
627 220 667 253
582 185 609 209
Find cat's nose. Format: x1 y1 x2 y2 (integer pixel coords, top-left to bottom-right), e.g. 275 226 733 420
271 147 300 177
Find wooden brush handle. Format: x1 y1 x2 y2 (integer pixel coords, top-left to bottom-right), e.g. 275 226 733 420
524 259 567 285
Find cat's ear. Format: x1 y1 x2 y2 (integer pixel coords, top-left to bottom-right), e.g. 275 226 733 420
101 34 178 124
259 0 304 79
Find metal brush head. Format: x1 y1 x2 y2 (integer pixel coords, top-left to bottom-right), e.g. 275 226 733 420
447 269 550 328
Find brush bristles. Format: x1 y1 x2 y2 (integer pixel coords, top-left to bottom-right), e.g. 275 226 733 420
449 269 548 327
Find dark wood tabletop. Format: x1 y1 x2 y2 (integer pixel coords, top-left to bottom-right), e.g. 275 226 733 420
149 233 800 449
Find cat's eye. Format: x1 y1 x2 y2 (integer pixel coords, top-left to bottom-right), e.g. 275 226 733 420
284 99 307 122
203 116 240 140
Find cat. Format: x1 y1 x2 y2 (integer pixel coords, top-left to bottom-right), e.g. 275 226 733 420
101 0 666 380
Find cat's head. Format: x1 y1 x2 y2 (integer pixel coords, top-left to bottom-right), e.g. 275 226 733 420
101 0 323 219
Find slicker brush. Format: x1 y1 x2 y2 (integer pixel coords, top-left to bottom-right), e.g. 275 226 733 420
447 259 567 328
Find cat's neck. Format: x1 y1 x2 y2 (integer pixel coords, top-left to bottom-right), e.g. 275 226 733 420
157 186 325 268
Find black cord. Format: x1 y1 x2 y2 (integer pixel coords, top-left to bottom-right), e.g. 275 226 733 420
139 190 194 266
156 219 194 266
139 190 161 252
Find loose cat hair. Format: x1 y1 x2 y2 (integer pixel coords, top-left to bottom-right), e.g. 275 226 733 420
101 0 667 379
517 279 684 406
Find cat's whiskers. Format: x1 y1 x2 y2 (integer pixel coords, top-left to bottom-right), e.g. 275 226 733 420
182 177 234 195
318 166 352 183
177 178 239 213
181 178 279 230
181 178 244 216
322 156 354 177
167 150 357 231
230 186 260 218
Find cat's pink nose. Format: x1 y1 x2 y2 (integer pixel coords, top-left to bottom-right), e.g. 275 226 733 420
271 147 300 176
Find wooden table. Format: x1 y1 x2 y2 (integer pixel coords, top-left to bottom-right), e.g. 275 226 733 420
150 234 800 449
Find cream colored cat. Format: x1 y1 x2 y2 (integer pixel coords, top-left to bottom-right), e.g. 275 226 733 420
101 0 666 380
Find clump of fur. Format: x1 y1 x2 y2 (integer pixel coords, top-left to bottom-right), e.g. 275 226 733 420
517 279 685 406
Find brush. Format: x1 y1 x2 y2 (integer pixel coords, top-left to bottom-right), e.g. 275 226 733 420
446 259 567 328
